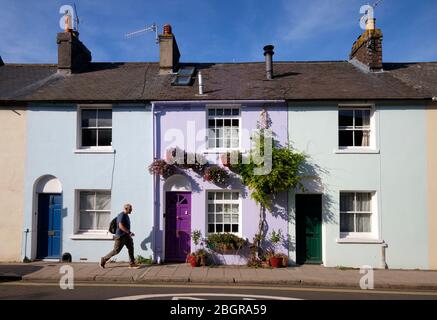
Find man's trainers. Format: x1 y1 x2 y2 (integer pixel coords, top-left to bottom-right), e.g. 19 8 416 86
99 257 106 269
128 263 140 269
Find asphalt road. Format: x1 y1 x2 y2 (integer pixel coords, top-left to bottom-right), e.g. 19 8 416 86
1 281 437 300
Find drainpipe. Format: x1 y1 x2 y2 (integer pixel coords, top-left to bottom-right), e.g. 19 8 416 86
151 102 157 263
381 241 388 269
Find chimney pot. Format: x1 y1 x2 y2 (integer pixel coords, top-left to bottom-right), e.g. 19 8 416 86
366 18 376 31
163 24 172 35
263 44 275 80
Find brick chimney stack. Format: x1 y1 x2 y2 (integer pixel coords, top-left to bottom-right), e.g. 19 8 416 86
158 24 180 75
57 31 91 74
349 19 383 72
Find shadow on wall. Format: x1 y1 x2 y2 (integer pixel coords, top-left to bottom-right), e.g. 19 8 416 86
285 155 336 255
261 191 288 253
140 226 163 262
174 170 202 193
299 155 336 224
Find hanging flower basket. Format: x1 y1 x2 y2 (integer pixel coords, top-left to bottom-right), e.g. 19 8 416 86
165 147 208 173
220 151 242 168
148 159 176 179
203 165 229 185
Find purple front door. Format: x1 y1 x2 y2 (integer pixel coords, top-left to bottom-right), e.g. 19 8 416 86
165 192 192 262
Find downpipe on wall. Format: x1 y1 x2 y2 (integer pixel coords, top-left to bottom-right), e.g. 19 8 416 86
381 241 388 269
151 102 162 264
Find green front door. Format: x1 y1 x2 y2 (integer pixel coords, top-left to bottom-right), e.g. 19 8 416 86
296 194 322 264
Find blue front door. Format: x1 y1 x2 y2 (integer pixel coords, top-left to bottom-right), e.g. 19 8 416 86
37 194 62 259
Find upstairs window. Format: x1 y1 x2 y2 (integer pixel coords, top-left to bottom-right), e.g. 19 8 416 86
80 108 112 148
207 107 240 149
338 107 371 148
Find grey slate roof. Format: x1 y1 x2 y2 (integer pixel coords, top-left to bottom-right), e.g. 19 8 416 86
1 61 436 103
385 62 437 97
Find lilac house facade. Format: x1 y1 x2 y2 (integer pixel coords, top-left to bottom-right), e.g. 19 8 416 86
153 102 289 264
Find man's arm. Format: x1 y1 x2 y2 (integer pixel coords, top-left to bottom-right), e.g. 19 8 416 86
118 222 130 235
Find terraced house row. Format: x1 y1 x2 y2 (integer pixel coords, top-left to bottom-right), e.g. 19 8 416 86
1 19 436 270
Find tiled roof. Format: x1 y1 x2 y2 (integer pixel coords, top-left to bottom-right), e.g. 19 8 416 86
1 61 436 103
384 62 437 97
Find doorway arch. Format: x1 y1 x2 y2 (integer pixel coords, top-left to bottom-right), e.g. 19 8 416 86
32 175 63 260
162 175 192 262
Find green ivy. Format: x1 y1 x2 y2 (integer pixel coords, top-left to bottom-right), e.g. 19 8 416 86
232 130 305 210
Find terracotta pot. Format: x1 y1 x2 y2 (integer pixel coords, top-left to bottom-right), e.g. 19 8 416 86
270 257 283 268
188 255 199 267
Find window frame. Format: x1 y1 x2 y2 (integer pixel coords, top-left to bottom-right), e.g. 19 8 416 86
206 190 242 237
339 191 378 240
338 104 376 151
75 190 112 235
77 105 113 151
206 105 242 152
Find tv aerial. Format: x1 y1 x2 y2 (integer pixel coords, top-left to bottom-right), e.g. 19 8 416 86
125 22 158 44
371 0 384 9
73 3 80 32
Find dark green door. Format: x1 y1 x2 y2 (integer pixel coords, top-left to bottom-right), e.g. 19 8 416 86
296 194 322 264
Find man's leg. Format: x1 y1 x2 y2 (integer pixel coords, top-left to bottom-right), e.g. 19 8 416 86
102 237 124 263
126 236 135 264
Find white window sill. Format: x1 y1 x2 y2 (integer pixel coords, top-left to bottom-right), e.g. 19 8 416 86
334 148 380 154
202 148 246 154
74 148 115 154
336 238 384 244
70 233 114 240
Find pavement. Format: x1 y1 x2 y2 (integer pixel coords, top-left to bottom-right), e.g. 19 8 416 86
1 262 437 291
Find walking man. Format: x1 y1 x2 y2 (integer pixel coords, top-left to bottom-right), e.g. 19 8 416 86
100 203 139 268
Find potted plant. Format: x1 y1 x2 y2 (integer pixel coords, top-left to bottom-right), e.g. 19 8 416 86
203 165 229 185
195 248 209 266
187 230 203 267
148 159 176 179
268 229 284 268
187 252 199 267
206 233 246 254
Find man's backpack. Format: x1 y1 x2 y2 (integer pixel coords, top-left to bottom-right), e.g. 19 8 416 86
109 217 117 234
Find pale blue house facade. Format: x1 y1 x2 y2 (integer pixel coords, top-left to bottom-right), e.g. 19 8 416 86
22 104 154 262
288 102 429 269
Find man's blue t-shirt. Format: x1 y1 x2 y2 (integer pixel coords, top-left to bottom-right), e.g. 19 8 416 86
115 212 130 237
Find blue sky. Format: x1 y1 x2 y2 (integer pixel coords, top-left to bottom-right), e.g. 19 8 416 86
1 0 436 63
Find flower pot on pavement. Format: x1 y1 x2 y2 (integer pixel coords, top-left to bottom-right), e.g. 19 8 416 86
270 257 283 268
187 255 199 267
